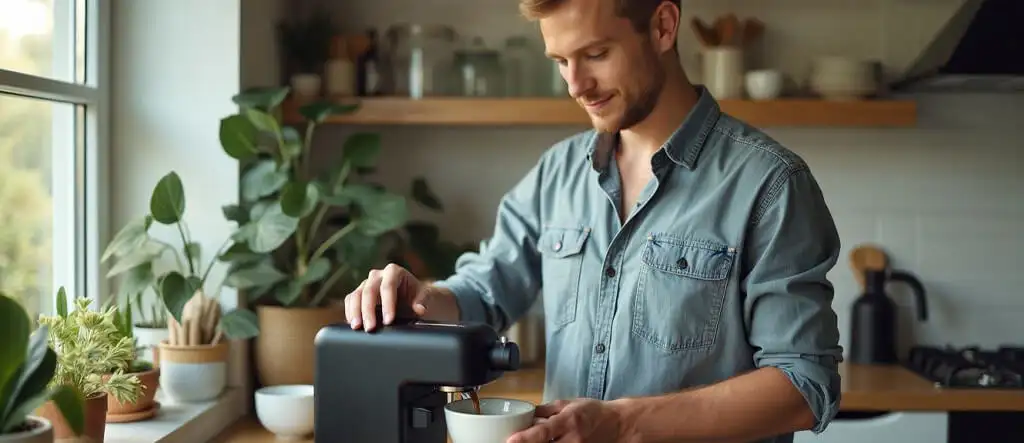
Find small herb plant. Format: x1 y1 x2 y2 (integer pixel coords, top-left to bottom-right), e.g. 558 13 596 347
36 288 142 404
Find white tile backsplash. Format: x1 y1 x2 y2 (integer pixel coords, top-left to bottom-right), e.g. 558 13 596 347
301 0 1024 356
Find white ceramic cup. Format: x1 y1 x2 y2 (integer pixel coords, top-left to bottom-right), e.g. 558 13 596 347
445 398 536 443
745 69 784 100
255 385 315 440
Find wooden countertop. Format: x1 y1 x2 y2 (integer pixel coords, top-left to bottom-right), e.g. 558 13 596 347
213 363 1024 442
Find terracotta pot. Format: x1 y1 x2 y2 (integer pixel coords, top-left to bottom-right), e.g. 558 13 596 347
255 305 345 386
36 393 107 442
158 340 229 403
103 366 160 421
0 416 52 443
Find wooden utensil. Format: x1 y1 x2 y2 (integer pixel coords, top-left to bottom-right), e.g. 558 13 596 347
718 13 740 46
742 17 765 46
691 17 718 47
850 244 889 290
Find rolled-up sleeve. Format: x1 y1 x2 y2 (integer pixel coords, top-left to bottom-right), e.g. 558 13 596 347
432 154 548 332
743 165 844 434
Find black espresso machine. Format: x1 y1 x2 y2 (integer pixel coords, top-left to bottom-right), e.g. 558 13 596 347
313 314 521 442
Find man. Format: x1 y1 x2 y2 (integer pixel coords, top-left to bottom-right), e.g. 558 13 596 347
344 0 844 441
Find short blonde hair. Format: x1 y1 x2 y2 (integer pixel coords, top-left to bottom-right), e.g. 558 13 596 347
519 0 681 33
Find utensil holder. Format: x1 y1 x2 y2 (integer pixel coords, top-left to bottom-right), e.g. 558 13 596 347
701 47 744 99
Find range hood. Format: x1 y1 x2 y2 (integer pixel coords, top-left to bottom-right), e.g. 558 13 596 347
889 0 1024 92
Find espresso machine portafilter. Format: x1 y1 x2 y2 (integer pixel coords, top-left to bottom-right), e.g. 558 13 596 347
313 313 521 443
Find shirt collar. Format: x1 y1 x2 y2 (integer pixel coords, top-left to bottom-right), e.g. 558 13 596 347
587 85 721 172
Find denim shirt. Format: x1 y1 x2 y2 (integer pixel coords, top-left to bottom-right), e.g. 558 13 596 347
434 87 844 442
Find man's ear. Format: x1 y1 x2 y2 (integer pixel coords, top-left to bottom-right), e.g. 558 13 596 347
650 1 680 54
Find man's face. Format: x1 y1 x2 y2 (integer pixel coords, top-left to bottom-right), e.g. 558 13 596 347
539 0 666 133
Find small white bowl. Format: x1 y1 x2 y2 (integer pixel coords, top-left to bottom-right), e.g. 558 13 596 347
254 385 315 440
445 398 536 443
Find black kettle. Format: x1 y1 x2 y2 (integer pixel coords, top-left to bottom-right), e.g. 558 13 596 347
849 268 928 365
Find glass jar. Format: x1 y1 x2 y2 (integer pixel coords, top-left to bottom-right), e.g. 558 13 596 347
386 23 458 98
454 37 505 97
502 36 542 97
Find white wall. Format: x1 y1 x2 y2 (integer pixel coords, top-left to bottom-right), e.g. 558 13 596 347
301 0 1024 356
111 0 244 381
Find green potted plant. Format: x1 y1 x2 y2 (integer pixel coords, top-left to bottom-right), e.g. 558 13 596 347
98 297 160 423
0 292 84 443
34 288 141 442
102 171 260 403
216 86 408 386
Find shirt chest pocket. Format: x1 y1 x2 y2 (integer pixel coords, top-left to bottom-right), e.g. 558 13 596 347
631 234 736 353
538 226 591 330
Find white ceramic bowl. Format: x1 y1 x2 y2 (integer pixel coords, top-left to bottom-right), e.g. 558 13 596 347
445 398 536 443
254 385 315 440
745 69 783 100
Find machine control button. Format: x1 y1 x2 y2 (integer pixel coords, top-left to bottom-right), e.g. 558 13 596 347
411 407 432 428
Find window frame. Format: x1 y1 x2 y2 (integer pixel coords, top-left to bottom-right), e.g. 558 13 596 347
0 0 110 311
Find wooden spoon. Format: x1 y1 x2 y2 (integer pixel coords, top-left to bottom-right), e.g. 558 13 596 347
742 18 765 46
690 17 718 47
849 244 889 290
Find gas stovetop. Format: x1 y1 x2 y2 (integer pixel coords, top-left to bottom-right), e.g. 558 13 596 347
904 345 1024 389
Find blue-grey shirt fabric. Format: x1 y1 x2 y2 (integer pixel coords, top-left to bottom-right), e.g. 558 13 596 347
434 86 844 442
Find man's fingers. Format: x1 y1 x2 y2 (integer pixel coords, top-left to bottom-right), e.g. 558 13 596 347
345 281 365 329
379 264 401 325
506 418 562 443
361 269 383 331
534 399 570 418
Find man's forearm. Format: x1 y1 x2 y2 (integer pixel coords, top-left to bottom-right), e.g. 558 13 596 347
611 367 816 443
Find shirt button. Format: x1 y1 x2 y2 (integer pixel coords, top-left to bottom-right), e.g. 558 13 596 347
552 241 562 252
676 258 688 269
595 343 606 354
604 267 616 278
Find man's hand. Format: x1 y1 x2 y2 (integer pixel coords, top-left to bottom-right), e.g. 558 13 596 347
506 399 634 443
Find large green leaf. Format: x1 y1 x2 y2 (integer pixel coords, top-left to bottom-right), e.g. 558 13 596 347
1 328 55 432
241 160 288 202
298 101 359 124
218 243 264 265
300 258 331 284
219 114 260 160
280 180 320 218
231 86 289 111
0 293 30 428
106 240 164 277
356 192 408 237
101 216 153 262
243 107 281 134
222 204 249 224
159 272 191 323
150 172 186 225
46 385 84 436
224 259 287 289
341 133 381 168
238 203 299 253
219 309 260 340
274 281 304 306
333 229 379 272
411 177 443 211
281 127 303 160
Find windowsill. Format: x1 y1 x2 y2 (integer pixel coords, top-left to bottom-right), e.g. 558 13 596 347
104 388 247 443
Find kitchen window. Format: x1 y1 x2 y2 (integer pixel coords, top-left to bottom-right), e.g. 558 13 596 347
0 0 109 318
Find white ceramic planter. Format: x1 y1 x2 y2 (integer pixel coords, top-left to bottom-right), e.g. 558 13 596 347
157 341 228 403
0 416 53 443
133 326 169 366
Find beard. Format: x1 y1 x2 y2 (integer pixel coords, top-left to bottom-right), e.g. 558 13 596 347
590 44 665 133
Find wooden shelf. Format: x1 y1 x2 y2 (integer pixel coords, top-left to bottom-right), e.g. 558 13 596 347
283 96 917 128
